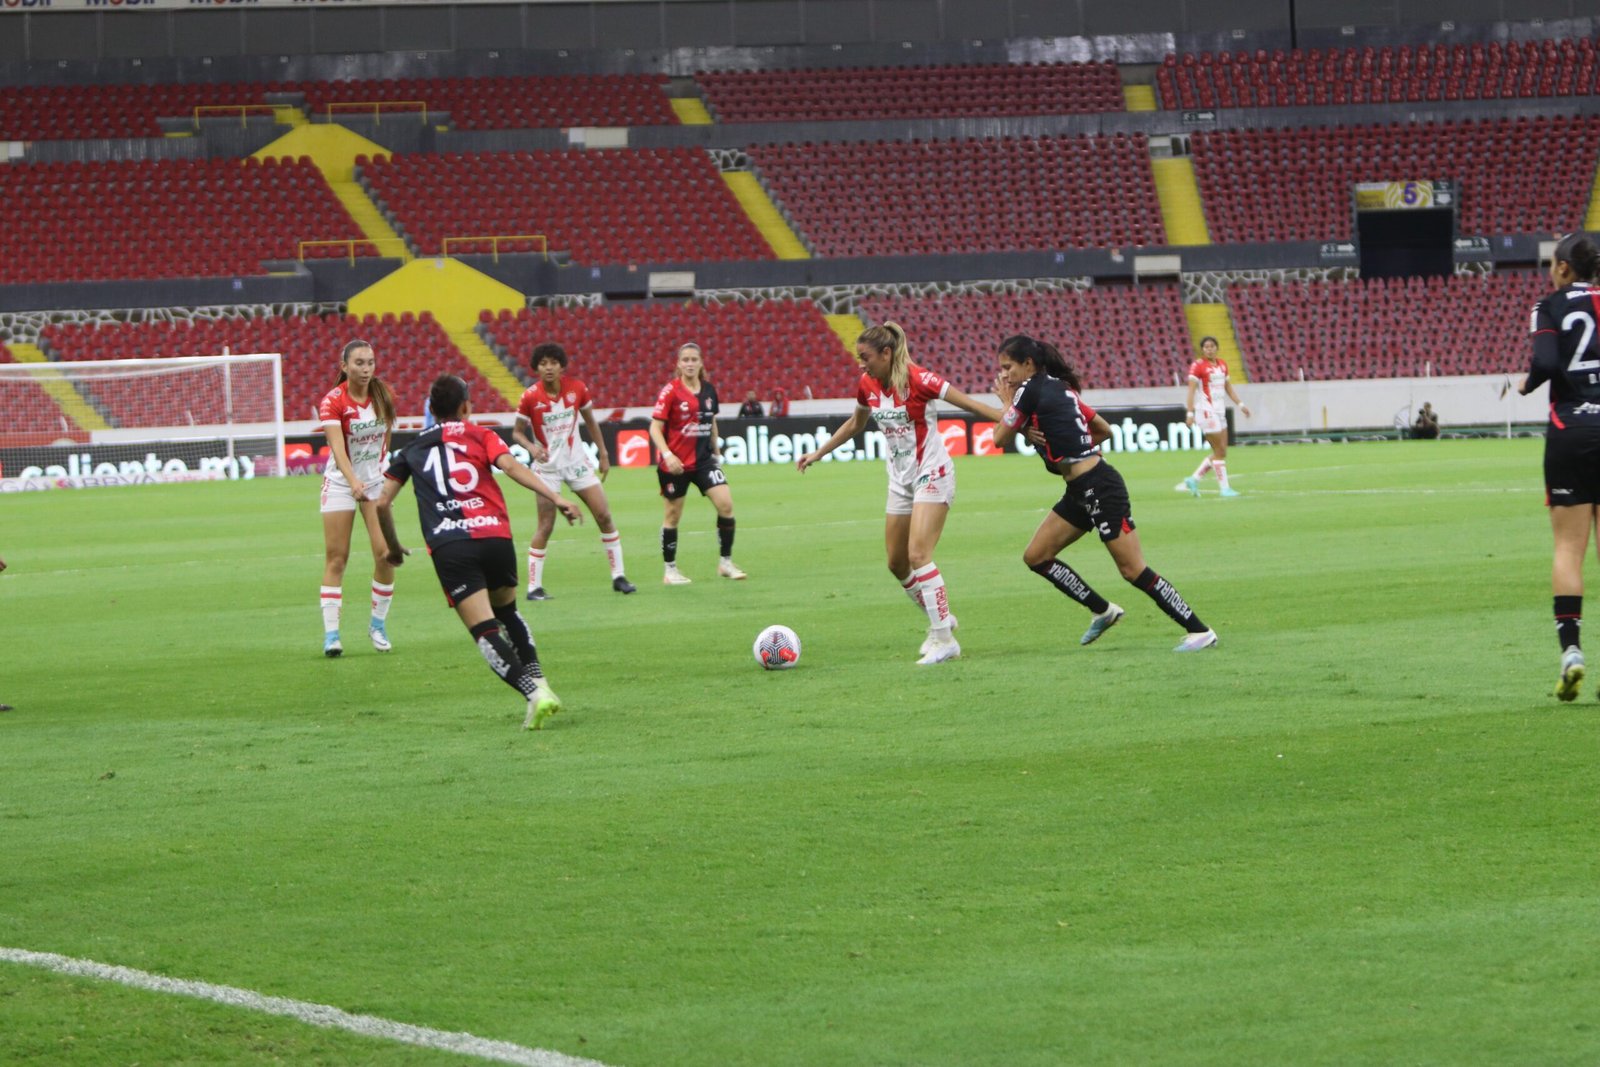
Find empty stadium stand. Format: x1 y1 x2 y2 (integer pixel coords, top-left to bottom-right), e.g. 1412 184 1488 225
479 299 851 407
749 135 1166 257
1227 271 1545 381
36 311 485 422
697 62 1124 122
856 286 1191 393
0 157 370 285
1189 117 1600 244
0 344 79 438
360 148 774 263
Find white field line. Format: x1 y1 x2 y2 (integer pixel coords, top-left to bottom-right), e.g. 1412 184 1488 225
0 947 616 1067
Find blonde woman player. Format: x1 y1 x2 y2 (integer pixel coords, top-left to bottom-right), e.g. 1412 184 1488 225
512 341 636 599
797 321 1003 665
317 339 399 657
1178 335 1251 498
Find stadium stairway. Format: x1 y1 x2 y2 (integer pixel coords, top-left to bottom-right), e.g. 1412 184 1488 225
1151 157 1212 246
825 313 868 356
347 258 527 406
1184 302 1248 381
6 343 111 432
670 98 714 124
254 124 412 261
1123 84 1158 111
723 172 811 259
1586 154 1600 231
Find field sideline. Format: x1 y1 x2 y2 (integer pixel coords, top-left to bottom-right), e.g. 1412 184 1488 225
1 438 1597 1066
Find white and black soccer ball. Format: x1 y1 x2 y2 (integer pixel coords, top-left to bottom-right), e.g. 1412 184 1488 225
753 624 802 670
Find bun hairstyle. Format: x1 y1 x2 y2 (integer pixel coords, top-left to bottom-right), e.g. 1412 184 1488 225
1554 232 1600 282
429 374 469 423
336 338 396 427
997 334 1084 393
531 341 569 370
856 321 911 397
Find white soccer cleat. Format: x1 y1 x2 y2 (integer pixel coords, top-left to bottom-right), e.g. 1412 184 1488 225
369 620 391 652
1079 604 1124 646
1555 646 1585 702
523 681 562 731
1174 629 1218 652
663 567 692 585
918 614 959 656
916 632 961 666
717 559 748 580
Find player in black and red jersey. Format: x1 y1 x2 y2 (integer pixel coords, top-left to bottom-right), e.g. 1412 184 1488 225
1518 231 1600 700
648 342 745 584
375 375 583 730
993 334 1217 652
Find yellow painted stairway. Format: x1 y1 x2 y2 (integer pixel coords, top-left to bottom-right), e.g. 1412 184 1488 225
253 124 411 260
7 343 111 431
723 171 810 259
1586 155 1600 230
670 98 713 125
825 314 867 356
1151 157 1212 247
1184 303 1248 382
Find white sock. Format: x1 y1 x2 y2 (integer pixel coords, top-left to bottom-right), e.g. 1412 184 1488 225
370 581 394 624
1215 461 1230 490
1192 457 1213 479
320 585 341 634
528 547 546 590
912 563 952 633
901 573 924 612
601 531 624 579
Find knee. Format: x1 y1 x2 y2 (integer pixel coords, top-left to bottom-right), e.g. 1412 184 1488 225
1022 546 1050 569
593 511 615 532
1117 559 1145 582
907 547 933 570
324 547 349 571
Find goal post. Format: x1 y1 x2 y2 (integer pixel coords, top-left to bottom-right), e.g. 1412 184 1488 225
0 353 286 487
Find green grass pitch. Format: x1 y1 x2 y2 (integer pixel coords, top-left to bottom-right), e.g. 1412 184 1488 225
2 438 1598 1065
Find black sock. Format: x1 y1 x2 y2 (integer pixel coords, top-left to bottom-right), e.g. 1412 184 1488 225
1029 559 1110 614
1131 567 1208 634
1555 595 1583 651
717 515 735 557
492 601 542 677
661 526 678 565
469 619 540 697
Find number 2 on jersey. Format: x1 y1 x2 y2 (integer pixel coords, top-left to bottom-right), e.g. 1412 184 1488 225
1564 310 1600 375
423 441 480 494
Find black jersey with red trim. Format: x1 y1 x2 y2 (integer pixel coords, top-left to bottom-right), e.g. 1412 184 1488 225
384 420 513 548
1001 373 1100 470
1528 281 1600 428
652 378 719 471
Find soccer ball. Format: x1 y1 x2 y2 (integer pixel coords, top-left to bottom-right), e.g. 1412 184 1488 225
753 624 802 670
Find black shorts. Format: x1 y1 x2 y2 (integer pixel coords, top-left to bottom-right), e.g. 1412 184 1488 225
1545 426 1600 507
429 537 519 607
658 465 728 501
1051 460 1136 542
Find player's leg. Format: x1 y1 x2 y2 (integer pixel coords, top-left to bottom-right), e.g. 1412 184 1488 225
661 489 691 583
907 501 959 664
1208 430 1238 497
356 499 397 651
1550 503 1593 700
1105 529 1214 650
487 583 561 728
575 483 633 593
320 508 356 657
1022 505 1121 645
527 494 558 600
705 481 744 579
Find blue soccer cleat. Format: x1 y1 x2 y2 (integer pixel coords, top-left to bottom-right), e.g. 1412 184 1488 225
1080 604 1125 646
323 631 343 658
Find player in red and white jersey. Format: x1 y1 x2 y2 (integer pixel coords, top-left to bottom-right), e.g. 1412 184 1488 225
797 322 1003 665
512 342 636 600
316 340 400 659
1177 336 1251 498
648 342 745 585
375 374 583 731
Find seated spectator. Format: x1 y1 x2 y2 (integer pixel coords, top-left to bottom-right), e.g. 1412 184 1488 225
737 391 765 419
1412 402 1439 439
770 389 790 418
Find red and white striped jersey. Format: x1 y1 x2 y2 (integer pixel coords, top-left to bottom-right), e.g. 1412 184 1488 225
517 378 592 467
318 381 388 486
856 363 952 484
1188 358 1230 409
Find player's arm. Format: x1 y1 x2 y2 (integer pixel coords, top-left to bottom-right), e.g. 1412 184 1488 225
511 415 547 462
579 406 610 480
940 385 1003 423
1224 379 1251 418
1088 413 1113 446
1521 304 1562 395
650 417 684 474
711 416 724 462
1184 377 1200 425
373 476 410 566
324 422 365 497
797 406 869 472
495 453 583 524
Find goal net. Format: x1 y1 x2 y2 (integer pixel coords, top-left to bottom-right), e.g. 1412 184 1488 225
0 354 285 487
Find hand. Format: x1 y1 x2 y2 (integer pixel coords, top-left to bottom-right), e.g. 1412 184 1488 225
993 373 1015 404
797 451 819 472
664 454 685 475
530 444 549 464
558 499 583 525
348 476 367 499
1240 405 1251 418
385 545 410 567
1184 411 1195 424
597 454 610 481
1024 426 1048 449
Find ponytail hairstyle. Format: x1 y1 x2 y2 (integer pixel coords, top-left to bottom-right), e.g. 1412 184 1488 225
335 338 396 428
429 374 469 423
1554 232 1600 282
857 321 911 397
998 334 1083 393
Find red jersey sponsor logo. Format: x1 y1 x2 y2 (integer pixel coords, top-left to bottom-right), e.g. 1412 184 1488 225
938 420 968 456
617 430 653 467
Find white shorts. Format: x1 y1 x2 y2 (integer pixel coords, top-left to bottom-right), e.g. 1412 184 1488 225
1194 404 1226 436
534 458 601 494
887 464 955 515
320 472 382 513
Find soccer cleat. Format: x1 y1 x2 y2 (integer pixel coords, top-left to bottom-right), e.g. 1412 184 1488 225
717 559 748 580
918 614 960 656
663 567 692 585
1173 480 1190 492
1079 604 1125 646
369 620 392 653
612 575 637 594
526 586 552 601
916 632 961 666
522 681 563 731
1220 486 1241 498
1174 629 1219 652
323 631 343 658
1183 475 1201 497
1555 647 1585 702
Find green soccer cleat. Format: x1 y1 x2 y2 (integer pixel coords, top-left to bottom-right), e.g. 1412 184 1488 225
1555 647 1585 702
523 682 563 730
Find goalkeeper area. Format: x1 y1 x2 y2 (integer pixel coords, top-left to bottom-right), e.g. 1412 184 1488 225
1 441 1596 1065
0 354 286 487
